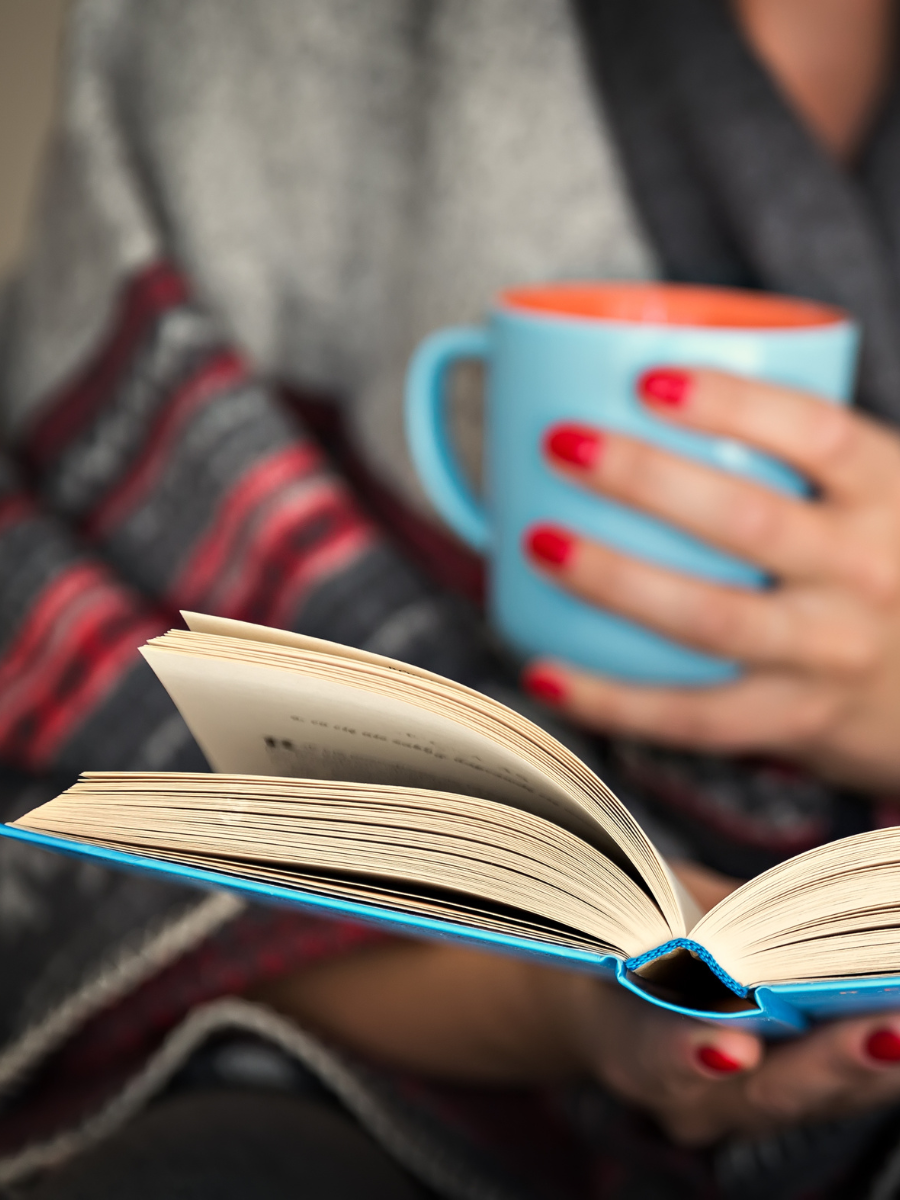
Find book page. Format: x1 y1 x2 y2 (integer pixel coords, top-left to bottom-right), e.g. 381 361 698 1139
14 773 672 957
142 625 687 936
691 827 900 986
182 612 464 688
143 648 605 842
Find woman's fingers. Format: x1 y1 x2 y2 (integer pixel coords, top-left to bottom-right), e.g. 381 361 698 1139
545 423 836 584
586 986 900 1143
580 979 763 1146
521 660 837 753
638 366 900 505
525 526 879 674
739 1016 900 1126
534 370 900 785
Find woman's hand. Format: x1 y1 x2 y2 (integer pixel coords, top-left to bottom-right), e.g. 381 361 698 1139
522 367 900 789
571 860 900 1143
258 928 900 1145
565 967 900 1145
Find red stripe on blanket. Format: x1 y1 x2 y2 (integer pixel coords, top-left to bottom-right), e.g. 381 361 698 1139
167 442 323 608
267 524 376 629
85 349 249 539
25 263 189 469
25 612 164 770
0 562 110 694
211 478 359 615
194 476 376 621
0 492 37 535
241 504 375 628
0 563 164 769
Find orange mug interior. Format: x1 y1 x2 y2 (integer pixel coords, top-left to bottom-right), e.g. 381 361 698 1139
501 282 845 329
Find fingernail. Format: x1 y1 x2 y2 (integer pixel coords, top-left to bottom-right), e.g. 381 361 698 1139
526 525 575 568
866 1029 900 1063
522 667 566 705
544 425 604 470
638 368 692 408
697 1045 744 1074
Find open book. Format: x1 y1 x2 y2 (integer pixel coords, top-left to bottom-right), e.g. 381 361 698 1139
5 613 900 1034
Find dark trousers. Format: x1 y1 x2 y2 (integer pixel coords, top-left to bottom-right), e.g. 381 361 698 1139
29 1091 431 1200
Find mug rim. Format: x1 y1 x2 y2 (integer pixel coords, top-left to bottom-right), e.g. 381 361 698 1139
499 281 848 330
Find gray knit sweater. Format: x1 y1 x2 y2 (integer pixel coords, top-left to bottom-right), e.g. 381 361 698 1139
1 0 654 515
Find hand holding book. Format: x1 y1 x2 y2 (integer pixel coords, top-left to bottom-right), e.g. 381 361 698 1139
256 909 900 1148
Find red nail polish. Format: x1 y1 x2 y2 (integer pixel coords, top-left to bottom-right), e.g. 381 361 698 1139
638 368 692 408
867 1030 900 1063
544 425 604 470
522 668 566 705
526 526 574 567
697 1045 743 1074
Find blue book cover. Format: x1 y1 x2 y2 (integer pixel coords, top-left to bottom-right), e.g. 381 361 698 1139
6 612 900 1037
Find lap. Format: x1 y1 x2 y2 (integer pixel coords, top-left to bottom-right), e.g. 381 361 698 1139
29 1090 431 1200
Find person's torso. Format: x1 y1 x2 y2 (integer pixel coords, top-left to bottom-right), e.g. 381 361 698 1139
120 0 656 513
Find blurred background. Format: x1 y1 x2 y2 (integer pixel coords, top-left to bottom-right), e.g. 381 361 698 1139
0 0 67 281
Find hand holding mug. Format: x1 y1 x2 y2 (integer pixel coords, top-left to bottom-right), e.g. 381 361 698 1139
406 282 858 686
524 365 900 791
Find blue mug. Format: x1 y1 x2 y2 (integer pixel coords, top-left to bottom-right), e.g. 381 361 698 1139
405 282 859 685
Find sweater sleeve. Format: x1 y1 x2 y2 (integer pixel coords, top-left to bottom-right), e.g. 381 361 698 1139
0 1 493 692
0 456 205 776
0 288 491 780
14 263 489 686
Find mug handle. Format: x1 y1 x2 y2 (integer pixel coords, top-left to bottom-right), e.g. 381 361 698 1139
404 326 491 552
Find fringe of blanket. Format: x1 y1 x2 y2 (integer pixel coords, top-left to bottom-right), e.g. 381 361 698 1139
0 996 521 1200
0 891 242 1104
